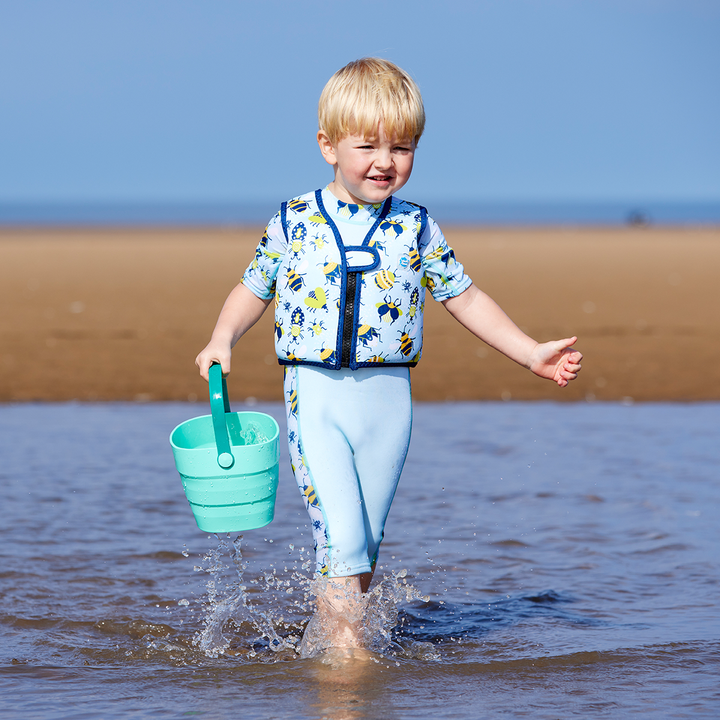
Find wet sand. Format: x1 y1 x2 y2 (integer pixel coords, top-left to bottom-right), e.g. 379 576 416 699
1 225 718 402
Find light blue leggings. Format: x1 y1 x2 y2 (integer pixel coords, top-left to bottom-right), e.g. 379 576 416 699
283 364 412 577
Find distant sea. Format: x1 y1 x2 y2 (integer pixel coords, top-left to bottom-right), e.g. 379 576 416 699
1 200 719 226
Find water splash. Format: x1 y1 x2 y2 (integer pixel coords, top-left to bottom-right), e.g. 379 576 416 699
239 422 269 446
190 537 439 661
298 569 440 660
191 536 312 659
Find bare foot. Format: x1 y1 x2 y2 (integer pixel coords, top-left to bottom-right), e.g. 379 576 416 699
299 575 369 658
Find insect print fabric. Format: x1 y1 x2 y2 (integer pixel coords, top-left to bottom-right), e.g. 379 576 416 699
283 365 330 577
241 188 472 369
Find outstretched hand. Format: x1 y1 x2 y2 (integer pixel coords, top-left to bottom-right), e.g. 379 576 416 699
527 336 582 387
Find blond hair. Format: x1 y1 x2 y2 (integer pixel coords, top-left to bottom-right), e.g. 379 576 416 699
318 58 425 145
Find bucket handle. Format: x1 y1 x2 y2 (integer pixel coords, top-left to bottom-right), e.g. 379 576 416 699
209 363 235 469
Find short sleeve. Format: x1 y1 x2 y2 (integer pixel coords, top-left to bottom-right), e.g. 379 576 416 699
419 216 472 301
241 211 287 300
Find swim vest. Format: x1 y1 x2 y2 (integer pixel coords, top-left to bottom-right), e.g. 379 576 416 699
242 188 471 370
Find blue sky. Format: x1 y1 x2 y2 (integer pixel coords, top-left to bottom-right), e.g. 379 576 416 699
1 0 718 207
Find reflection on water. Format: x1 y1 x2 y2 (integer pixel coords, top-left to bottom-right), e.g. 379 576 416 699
1 401 719 718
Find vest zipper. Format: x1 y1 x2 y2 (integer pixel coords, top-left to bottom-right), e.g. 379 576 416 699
340 272 357 367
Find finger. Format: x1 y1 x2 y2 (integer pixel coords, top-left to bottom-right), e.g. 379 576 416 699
556 336 578 350
559 367 578 380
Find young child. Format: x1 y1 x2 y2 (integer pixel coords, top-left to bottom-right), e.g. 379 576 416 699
196 57 582 651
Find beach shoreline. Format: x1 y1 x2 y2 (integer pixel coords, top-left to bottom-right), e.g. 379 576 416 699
2 225 718 403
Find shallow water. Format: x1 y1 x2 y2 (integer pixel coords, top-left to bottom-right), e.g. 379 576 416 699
1 401 719 718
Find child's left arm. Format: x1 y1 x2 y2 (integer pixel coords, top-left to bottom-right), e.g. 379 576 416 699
442 284 582 387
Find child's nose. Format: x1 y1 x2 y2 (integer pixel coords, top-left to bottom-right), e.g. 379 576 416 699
374 149 392 169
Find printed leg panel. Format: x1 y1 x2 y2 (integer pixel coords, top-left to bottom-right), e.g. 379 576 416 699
284 365 412 578
284 365 331 576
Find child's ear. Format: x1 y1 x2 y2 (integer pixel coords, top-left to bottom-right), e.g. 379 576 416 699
317 131 337 166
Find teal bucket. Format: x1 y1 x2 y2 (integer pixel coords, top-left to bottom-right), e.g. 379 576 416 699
169 364 280 533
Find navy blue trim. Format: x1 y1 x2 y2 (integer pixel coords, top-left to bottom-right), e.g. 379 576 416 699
278 358 416 368
280 202 289 244
361 197 392 247
278 358 339 369
417 204 428 241
343 245 380 272
354 359 418 368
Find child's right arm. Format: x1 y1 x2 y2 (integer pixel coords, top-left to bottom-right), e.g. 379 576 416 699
195 282 272 381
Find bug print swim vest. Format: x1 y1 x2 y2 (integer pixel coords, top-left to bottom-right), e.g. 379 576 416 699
242 188 472 370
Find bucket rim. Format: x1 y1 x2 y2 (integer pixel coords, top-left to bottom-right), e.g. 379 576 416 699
169 409 280 450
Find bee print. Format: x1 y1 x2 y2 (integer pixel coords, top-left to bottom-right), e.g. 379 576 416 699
378 218 405 238
304 286 328 311
366 354 387 363
407 248 422 272
397 331 413 357
310 234 328 250
318 346 337 364
374 269 395 290
289 307 305 342
310 319 326 336
322 261 342 285
376 295 403 324
337 201 361 219
425 245 455 265
309 213 328 227
302 483 320 509
285 261 307 292
357 324 380 348
289 223 307 259
367 235 386 252
288 387 298 417
408 287 420 318
442 248 456 265
287 198 310 214
274 318 284 341
257 231 281 261
421 275 436 293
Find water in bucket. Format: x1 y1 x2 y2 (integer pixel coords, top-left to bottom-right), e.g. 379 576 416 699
170 365 280 533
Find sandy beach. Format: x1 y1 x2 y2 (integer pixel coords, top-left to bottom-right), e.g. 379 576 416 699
1 225 718 403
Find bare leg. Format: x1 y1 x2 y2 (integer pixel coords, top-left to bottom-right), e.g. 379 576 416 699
299 567 376 657
314 575 364 648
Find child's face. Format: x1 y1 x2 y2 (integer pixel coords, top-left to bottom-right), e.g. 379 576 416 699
318 124 416 206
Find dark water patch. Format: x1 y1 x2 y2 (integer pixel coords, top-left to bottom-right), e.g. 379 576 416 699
396 590 602 644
